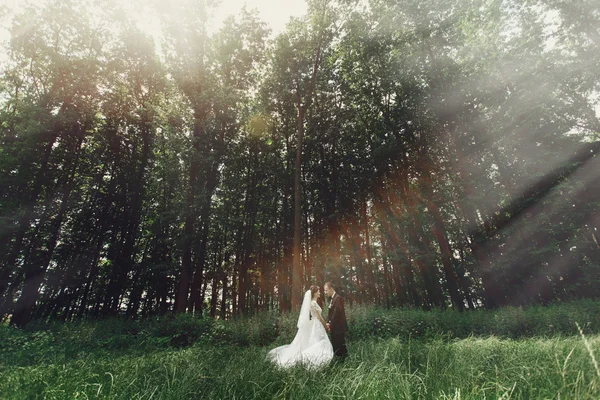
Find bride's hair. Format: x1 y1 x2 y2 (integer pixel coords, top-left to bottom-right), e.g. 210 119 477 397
310 285 319 298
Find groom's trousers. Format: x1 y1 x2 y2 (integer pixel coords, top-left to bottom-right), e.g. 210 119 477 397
331 332 348 358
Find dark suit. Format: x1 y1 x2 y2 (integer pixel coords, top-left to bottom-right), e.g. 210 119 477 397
327 293 348 358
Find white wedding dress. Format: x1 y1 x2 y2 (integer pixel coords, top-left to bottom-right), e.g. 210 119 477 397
267 290 334 369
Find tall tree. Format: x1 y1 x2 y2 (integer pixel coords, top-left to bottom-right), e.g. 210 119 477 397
269 0 335 309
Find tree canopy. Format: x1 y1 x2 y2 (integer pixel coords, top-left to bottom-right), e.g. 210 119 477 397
0 0 598 326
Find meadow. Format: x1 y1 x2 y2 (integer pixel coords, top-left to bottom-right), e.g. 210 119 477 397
2 301 600 399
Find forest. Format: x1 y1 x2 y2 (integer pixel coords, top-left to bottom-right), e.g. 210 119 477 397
0 0 599 328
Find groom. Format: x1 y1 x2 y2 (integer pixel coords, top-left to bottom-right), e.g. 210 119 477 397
324 282 348 359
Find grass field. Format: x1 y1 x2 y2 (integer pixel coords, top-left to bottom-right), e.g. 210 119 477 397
2 335 600 399
2 303 600 399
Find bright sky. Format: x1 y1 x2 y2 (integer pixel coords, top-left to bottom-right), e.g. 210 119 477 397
0 0 307 37
0 0 307 62
214 0 307 35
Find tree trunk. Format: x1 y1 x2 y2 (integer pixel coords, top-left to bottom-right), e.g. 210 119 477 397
292 105 306 310
381 254 392 309
397 173 443 309
189 119 226 315
11 176 75 326
220 269 228 319
304 213 312 290
362 198 376 304
106 122 152 315
0 128 59 305
210 272 219 317
10 125 84 326
176 111 207 312
420 165 464 311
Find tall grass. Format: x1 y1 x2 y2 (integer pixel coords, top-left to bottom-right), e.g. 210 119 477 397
1 335 599 399
1 300 600 398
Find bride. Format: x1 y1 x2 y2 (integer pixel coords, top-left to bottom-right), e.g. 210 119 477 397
267 285 334 369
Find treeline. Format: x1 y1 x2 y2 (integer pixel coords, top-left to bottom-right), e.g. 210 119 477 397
0 0 599 326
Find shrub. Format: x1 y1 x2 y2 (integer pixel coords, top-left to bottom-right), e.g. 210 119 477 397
345 300 600 341
144 313 213 347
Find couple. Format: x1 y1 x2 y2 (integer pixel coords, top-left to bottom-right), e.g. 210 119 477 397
268 282 348 369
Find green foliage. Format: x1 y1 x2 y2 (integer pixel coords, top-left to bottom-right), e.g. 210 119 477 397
348 300 600 341
1 0 599 328
0 315 212 366
143 313 213 347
